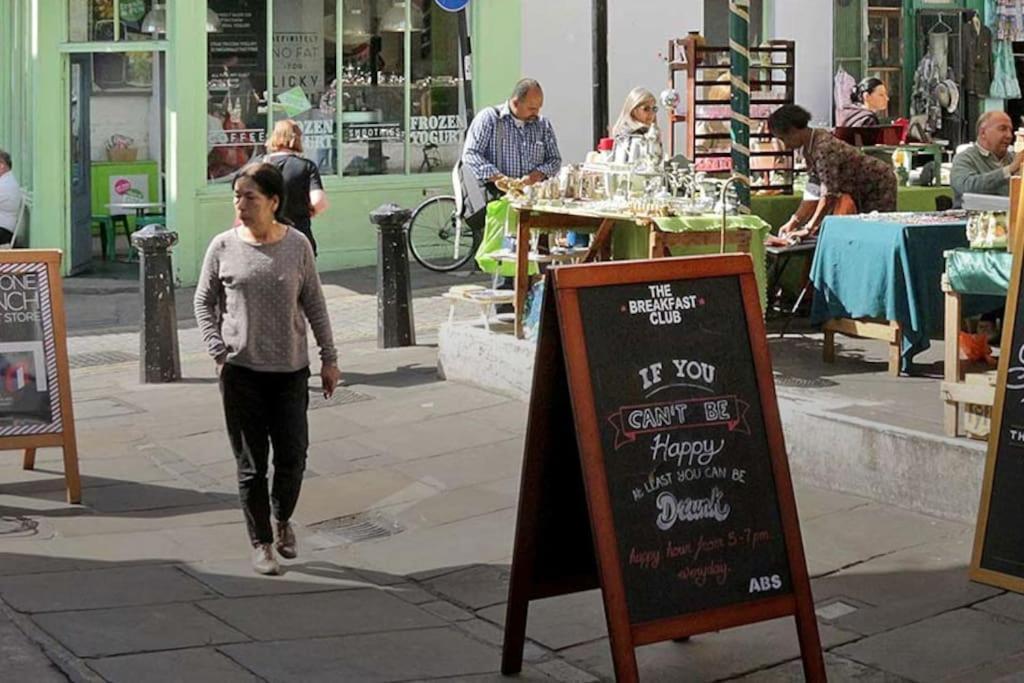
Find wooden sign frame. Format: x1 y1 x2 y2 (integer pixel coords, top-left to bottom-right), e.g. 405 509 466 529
0 250 81 503
502 255 824 682
971 203 1024 591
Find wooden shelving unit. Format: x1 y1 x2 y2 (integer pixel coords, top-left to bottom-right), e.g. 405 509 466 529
665 36 796 194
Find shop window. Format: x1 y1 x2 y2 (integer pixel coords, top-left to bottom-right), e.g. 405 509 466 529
273 0 338 174
339 0 409 176
207 0 269 180
68 0 178 42
866 1 903 119
205 0 467 182
410 4 462 174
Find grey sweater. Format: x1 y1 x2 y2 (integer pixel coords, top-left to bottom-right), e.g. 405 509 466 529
194 227 337 372
950 143 1013 208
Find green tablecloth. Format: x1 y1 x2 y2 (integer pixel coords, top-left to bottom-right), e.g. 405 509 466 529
611 215 770 308
475 199 538 278
751 186 955 230
810 215 970 372
946 248 1013 297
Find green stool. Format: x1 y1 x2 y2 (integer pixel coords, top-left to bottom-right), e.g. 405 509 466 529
91 215 117 261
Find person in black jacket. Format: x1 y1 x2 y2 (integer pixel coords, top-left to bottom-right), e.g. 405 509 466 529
254 119 329 255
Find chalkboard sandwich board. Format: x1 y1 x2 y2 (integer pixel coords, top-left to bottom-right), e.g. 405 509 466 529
501 255 824 682
972 218 1024 591
0 250 81 503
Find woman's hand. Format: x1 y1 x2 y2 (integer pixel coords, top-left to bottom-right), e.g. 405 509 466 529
321 362 342 399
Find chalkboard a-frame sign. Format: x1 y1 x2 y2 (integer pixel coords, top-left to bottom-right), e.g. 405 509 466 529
0 250 81 504
972 223 1024 591
501 255 824 682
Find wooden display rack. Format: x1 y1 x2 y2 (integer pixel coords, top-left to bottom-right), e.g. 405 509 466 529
665 35 796 194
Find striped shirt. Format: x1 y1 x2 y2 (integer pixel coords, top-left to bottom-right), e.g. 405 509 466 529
461 102 562 182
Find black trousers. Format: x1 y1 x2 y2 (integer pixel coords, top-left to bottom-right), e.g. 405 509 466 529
220 363 310 545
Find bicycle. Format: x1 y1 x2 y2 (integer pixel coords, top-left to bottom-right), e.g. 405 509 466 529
407 162 482 272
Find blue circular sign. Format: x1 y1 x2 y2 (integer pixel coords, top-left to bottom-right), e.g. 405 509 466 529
435 0 470 11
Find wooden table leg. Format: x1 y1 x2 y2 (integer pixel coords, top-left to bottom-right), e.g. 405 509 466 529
583 219 615 263
943 280 962 436
514 214 531 339
888 322 903 377
823 327 835 363
22 448 36 470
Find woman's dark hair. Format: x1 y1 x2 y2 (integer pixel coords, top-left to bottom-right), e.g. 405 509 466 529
768 104 812 136
852 77 884 104
232 162 289 223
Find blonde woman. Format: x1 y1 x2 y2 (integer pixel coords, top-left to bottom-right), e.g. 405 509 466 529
254 119 329 254
611 87 659 138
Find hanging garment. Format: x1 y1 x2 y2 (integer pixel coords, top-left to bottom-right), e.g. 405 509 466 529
995 0 1024 42
912 54 944 133
834 67 855 124
963 19 994 97
991 39 1022 99
928 30 951 76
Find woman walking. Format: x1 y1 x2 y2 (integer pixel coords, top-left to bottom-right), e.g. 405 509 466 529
259 119 328 254
194 162 341 575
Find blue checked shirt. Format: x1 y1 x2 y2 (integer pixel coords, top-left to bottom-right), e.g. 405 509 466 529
462 102 562 182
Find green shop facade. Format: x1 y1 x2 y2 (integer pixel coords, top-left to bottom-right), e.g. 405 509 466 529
0 0 520 283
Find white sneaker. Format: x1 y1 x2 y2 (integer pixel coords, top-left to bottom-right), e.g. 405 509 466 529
251 543 280 575
275 521 297 560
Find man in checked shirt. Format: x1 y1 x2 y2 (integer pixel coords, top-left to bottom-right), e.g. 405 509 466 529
461 78 562 210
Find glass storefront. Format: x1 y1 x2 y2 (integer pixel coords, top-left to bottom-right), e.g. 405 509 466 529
68 0 169 42
206 0 465 181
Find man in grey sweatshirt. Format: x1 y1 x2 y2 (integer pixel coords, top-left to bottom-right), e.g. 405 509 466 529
950 111 1024 208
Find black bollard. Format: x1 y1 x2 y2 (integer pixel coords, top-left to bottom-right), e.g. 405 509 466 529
369 203 415 348
130 223 181 383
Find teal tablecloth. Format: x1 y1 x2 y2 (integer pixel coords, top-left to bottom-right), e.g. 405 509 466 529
945 248 1013 296
809 215 969 372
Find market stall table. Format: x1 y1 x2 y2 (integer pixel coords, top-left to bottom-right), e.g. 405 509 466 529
810 212 970 375
751 185 954 230
941 248 1010 437
506 202 770 337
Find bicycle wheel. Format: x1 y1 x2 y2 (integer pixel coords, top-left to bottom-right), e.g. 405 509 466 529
408 195 478 272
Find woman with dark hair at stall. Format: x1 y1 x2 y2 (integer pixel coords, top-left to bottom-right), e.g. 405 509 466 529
836 77 890 128
766 104 897 244
194 162 341 576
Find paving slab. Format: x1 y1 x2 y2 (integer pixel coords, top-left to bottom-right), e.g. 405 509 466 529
559 617 859 683
34 602 248 657
77 479 227 514
354 507 516 576
181 556 378 598
834 608 1024 682
347 412 520 463
381 482 516 530
88 647 260 683
294 469 441 525
799 503 968 576
478 589 607 651
198 588 445 640
973 592 1024 623
219 626 500 682
0 609 68 683
811 535 1000 635
0 565 214 612
421 563 511 611
793 486 873 521
392 437 525 491
729 652 912 682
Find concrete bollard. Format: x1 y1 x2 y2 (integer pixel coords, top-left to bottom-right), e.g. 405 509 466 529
130 223 181 383
369 203 415 348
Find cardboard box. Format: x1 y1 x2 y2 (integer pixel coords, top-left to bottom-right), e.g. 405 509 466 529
107 147 138 162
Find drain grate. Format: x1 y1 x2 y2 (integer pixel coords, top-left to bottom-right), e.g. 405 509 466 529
309 387 375 410
774 373 838 389
0 517 39 539
69 350 139 369
308 511 403 543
